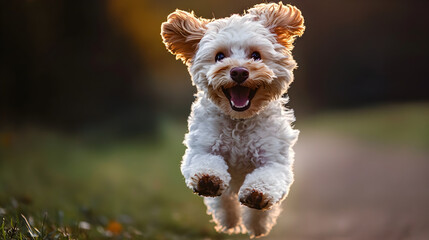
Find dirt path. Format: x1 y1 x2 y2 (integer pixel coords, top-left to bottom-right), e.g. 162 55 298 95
267 131 429 240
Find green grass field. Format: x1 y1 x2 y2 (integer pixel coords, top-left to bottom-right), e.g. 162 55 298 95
0 103 427 239
0 121 233 240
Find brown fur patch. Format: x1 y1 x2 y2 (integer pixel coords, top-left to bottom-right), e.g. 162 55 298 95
193 174 224 197
161 10 210 64
240 189 270 210
248 2 305 51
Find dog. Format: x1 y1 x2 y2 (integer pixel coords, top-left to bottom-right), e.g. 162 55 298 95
161 2 304 238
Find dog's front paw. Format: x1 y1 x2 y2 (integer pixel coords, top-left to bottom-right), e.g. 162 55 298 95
191 174 226 197
239 189 273 210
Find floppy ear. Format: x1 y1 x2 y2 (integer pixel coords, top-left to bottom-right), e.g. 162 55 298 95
161 10 209 64
248 2 305 51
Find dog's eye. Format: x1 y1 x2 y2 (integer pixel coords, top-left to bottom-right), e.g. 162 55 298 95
251 51 261 61
215 52 225 62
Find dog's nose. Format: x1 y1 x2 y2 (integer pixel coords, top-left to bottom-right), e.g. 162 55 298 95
230 67 249 84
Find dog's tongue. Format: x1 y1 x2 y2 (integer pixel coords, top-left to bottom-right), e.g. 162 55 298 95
229 86 250 108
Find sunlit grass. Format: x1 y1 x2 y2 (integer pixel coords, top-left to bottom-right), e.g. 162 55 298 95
0 121 240 239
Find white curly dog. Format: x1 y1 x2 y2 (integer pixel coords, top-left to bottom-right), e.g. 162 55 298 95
161 2 305 238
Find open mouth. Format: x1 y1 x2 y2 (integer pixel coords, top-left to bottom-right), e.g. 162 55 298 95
222 85 257 112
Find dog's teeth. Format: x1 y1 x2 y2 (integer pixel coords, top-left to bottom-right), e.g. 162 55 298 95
231 100 249 108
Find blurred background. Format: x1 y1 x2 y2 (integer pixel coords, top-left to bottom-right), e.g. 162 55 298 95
0 0 428 239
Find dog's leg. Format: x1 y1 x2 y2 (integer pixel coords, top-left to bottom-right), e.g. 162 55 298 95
204 189 243 234
238 160 293 210
238 161 292 237
241 204 282 238
181 151 231 197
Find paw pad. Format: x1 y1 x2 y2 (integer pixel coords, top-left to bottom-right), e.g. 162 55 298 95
240 189 270 210
193 174 223 197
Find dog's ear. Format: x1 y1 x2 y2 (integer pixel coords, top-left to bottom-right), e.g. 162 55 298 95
248 2 305 51
161 10 209 64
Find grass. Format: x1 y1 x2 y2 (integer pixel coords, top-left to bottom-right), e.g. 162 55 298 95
0 102 427 239
0 121 242 240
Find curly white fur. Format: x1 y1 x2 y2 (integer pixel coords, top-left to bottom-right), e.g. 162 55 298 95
161 2 305 238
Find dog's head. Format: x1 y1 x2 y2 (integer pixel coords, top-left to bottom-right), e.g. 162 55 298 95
161 2 304 119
